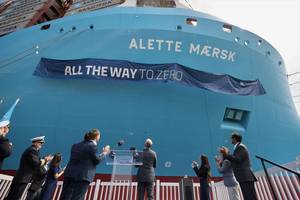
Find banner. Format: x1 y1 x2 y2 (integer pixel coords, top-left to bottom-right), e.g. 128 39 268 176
33 58 266 96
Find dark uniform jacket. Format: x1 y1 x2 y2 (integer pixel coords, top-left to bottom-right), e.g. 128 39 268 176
13 145 43 183
29 165 48 191
0 136 12 169
137 148 157 183
224 143 257 183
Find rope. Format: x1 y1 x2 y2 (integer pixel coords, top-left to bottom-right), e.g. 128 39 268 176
289 81 300 86
184 0 193 10
287 71 300 77
0 28 89 69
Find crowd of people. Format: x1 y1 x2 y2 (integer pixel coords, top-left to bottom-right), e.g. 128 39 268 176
0 99 258 200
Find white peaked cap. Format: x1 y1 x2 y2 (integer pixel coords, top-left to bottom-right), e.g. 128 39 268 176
0 120 10 128
30 136 45 143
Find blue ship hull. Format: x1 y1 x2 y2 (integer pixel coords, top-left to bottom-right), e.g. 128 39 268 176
0 7 299 176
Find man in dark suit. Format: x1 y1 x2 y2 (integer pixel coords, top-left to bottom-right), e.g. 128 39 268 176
5 136 53 200
136 138 157 200
59 140 85 200
0 120 12 170
60 129 110 200
220 132 258 200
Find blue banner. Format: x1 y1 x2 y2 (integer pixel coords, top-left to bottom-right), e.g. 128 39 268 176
33 58 266 96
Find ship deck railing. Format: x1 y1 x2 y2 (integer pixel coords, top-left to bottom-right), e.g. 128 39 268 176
254 155 300 200
1 156 300 200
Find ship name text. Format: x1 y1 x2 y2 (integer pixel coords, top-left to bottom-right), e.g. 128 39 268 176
129 38 236 62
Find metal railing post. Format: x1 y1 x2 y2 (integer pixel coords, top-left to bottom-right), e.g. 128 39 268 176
260 159 277 200
256 155 300 200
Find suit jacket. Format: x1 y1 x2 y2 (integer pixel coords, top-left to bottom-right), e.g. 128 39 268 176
224 143 257 183
13 145 43 183
76 140 105 182
217 159 238 187
0 136 12 169
64 140 104 183
64 141 85 179
137 148 157 183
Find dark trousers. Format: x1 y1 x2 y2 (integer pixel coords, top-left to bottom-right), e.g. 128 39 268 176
59 177 76 200
25 188 42 200
5 181 27 200
239 181 258 200
137 182 154 200
71 180 90 200
200 179 210 200
0 159 3 170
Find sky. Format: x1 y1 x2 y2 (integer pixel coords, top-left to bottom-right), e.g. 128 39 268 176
190 0 300 113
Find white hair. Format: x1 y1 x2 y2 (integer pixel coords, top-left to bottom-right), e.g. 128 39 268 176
145 138 153 147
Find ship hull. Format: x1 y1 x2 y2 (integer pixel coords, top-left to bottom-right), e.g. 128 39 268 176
0 7 299 176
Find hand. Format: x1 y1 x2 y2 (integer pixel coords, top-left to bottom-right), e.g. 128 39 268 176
102 145 111 155
44 155 53 162
191 161 198 168
219 146 229 155
215 156 222 165
214 156 220 162
9 142 12 146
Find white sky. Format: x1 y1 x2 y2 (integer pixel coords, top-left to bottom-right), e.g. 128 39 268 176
191 0 300 113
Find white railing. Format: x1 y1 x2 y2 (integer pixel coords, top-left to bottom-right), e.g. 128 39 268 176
212 159 300 200
0 174 13 200
1 160 299 200
0 175 221 200
159 181 180 200
253 159 300 200
210 181 244 200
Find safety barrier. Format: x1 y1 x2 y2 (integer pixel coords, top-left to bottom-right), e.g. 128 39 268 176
1 157 299 200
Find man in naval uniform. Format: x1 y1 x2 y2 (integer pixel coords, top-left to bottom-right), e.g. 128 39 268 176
5 136 53 200
0 120 12 170
219 132 258 200
136 138 157 200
